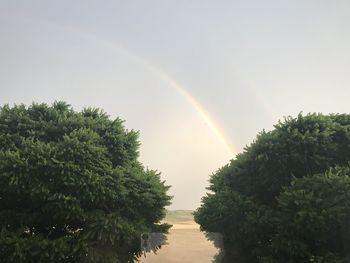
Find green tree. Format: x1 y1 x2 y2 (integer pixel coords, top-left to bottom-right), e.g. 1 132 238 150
273 167 350 262
195 113 350 262
0 102 171 263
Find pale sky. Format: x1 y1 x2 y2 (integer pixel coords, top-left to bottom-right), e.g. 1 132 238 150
1 0 350 209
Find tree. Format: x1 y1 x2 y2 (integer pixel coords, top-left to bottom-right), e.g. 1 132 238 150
0 102 171 263
195 113 350 262
273 167 350 262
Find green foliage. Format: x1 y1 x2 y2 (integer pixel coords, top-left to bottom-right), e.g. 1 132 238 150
0 102 171 263
273 167 350 262
195 113 350 262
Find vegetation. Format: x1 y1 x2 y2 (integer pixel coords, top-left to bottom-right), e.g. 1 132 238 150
195 113 350 262
0 102 171 263
163 210 194 224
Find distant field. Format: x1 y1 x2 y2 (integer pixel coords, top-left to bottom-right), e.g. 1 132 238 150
138 210 220 263
163 210 197 229
163 210 194 223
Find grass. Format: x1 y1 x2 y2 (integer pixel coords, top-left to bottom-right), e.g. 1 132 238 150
164 210 194 224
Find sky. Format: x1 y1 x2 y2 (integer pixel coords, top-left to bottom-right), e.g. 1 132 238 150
1 0 350 209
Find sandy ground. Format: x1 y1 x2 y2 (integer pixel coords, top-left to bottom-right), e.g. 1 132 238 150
138 219 219 263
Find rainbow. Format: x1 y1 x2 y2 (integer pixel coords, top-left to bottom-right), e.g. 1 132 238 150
9 15 237 157
158 75 236 157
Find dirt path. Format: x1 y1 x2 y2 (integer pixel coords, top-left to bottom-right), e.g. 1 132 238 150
138 220 219 263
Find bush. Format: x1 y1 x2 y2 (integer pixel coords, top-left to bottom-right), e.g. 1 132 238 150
273 167 350 262
0 102 171 263
195 113 350 262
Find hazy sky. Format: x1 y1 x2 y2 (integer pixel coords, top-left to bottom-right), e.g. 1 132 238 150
1 1 350 209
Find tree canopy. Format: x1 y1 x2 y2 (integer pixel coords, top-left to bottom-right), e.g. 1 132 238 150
195 113 350 263
0 102 171 263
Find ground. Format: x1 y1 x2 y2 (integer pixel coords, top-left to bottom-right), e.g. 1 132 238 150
138 210 220 263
